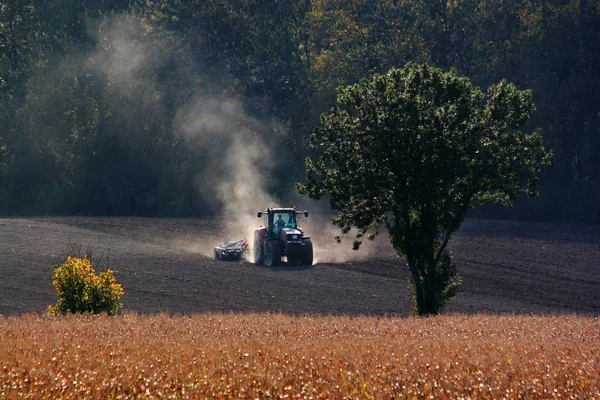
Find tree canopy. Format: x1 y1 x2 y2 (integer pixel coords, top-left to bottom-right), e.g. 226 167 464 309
298 63 551 314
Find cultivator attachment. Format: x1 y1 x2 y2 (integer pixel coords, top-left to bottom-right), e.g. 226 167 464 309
213 238 249 261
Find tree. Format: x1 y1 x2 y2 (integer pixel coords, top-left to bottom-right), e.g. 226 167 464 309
297 63 551 315
48 256 124 315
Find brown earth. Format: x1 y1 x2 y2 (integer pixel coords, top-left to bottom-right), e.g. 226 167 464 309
0 217 599 316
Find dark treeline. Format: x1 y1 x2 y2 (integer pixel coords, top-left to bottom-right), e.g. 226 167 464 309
1 0 599 223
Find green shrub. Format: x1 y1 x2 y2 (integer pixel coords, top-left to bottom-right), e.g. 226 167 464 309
48 256 124 315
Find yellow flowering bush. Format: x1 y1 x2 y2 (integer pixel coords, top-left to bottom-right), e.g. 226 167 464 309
47 256 124 315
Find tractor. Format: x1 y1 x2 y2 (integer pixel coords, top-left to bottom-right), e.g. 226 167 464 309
254 207 313 267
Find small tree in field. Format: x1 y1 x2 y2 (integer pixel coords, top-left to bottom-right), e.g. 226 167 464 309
297 63 551 315
48 256 124 315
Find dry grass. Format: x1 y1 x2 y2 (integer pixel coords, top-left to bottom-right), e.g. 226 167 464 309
1 313 599 399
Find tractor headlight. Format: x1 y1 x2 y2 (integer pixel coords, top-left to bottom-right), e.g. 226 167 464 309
292 235 298 239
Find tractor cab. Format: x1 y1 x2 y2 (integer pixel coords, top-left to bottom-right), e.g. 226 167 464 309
258 208 307 239
270 211 296 237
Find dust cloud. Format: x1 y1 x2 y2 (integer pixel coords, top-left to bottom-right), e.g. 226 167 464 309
30 13 381 264
304 219 381 264
89 16 157 98
169 86 382 263
173 96 283 259
84 15 285 258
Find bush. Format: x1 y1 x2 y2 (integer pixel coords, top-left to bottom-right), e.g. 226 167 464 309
47 256 124 315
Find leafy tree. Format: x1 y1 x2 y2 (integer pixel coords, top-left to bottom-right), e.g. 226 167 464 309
298 63 551 315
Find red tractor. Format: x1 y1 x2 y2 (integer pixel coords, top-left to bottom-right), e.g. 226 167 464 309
254 207 313 267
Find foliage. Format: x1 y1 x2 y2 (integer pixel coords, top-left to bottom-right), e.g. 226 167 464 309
1 313 598 398
298 63 551 315
48 256 124 315
301 0 600 224
0 0 598 223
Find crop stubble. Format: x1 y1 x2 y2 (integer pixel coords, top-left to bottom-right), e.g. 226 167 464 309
1 313 599 398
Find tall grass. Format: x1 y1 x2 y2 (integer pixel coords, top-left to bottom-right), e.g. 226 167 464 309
1 313 598 398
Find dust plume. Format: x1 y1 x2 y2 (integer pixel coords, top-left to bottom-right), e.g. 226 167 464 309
18 12 285 255
172 92 381 263
304 218 380 264
88 15 287 258
172 96 285 259
88 16 157 98
21 12 375 263
86 14 284 257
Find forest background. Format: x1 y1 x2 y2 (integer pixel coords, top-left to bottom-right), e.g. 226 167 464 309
1 0 598 224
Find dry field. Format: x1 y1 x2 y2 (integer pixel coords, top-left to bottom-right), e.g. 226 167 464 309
1 313 599 399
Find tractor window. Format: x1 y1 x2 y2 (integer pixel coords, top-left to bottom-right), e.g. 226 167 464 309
274 213 287 230
271 212 296 232
284 213 297 228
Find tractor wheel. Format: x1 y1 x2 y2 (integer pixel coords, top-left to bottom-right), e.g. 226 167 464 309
214 249 220 260
287 255 299 265
301 239 314 266
254 237 264 265
265 240 281 267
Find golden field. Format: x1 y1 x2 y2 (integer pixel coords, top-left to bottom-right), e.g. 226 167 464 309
1 313 599 399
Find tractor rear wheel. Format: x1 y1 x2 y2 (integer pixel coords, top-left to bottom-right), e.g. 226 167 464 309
254 237 264 265
301 239 313 266
265 240 282 267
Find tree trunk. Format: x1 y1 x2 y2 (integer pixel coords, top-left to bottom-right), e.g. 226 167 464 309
408 263 425 315
408 261 440 316
424 271 437 315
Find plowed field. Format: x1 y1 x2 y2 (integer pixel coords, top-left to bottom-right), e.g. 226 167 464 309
1 217 599 316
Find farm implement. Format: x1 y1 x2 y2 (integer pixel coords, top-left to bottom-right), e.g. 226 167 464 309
213 238 249 261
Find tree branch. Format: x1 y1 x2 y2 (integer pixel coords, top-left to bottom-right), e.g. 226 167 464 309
434 187 477 266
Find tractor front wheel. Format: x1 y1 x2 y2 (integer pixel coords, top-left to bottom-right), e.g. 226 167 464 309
265 240 282 267
301 239 313 266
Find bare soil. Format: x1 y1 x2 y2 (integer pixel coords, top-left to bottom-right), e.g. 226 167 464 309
1 217 598 316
